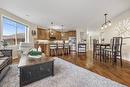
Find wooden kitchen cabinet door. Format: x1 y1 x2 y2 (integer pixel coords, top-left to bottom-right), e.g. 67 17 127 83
63 32 68 40
37 28 49 40
68 31 76 37
56 31 61 40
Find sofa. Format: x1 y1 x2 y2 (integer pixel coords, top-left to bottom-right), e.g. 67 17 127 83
18 42 34 56
0 49 12 80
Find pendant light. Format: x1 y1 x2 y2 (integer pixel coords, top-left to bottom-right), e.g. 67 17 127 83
101 14 111 30
49 22 54 36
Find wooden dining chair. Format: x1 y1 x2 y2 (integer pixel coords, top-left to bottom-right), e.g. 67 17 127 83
104 37 123 66
103 38 114 62
113 37 123 66
93 39 100 59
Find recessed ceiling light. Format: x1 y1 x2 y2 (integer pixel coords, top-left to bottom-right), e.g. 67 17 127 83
25 14 30 17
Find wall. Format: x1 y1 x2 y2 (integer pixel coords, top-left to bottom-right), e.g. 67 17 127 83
88 30 100 50
76 28 87 51
101 9 130 61
0 8 37 59
76 28 99 51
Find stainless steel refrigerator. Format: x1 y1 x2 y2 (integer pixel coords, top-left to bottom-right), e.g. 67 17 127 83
69 37 76 53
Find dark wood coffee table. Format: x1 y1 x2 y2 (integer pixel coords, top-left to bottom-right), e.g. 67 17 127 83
18 56 54 87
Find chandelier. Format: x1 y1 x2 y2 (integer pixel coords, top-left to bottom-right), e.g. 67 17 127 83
101 13 111 29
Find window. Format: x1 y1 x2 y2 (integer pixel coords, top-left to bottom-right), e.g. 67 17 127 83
2 17 27 45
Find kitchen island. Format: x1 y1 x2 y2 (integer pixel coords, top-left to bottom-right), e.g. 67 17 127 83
34 40 70 56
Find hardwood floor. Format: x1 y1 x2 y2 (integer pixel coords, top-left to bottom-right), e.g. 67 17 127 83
58 51 130 87
13 51 130 86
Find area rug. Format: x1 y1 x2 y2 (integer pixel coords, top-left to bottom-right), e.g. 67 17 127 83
0 57 127 87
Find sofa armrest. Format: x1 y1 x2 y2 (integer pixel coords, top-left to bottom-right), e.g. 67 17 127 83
0 50 12 57
0 57 10 71
0 50 12 64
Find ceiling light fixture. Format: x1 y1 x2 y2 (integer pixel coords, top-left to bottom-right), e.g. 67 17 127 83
61 25 64 37
101 13 111 30
25 14 30 17
49 22 54 36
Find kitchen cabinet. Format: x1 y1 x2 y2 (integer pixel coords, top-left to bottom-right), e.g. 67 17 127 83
55 31 61 40
49 30 56 38
62 32 68 40
37 28 76 40
37 28 61 40
48 30 61 40
37 28 49 40
68 31 76 37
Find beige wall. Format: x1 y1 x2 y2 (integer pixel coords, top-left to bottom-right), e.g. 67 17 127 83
76 28 87 51
101 9 130 61
76 28 99 51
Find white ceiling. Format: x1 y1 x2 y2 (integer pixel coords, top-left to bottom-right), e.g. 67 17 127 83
0 0 130 31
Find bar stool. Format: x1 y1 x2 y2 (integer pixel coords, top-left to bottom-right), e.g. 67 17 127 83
57 43 64 56
49 43 57 56
64 43 70 55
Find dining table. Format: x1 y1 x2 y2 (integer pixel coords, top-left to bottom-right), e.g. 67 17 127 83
96 43 110 61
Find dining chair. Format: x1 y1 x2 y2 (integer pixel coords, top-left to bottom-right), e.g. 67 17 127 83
104 37 123 66
114 37 123 66
93 39 100 59
103 38 114 62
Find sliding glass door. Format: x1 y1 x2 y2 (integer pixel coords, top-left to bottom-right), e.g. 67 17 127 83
2 17 27 46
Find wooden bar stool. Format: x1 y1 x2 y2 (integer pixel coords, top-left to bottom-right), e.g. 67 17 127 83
57 43 64 56
49 44 57 56
64 43 70 55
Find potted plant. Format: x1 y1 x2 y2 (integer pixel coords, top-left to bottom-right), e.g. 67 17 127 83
0 40 8 49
